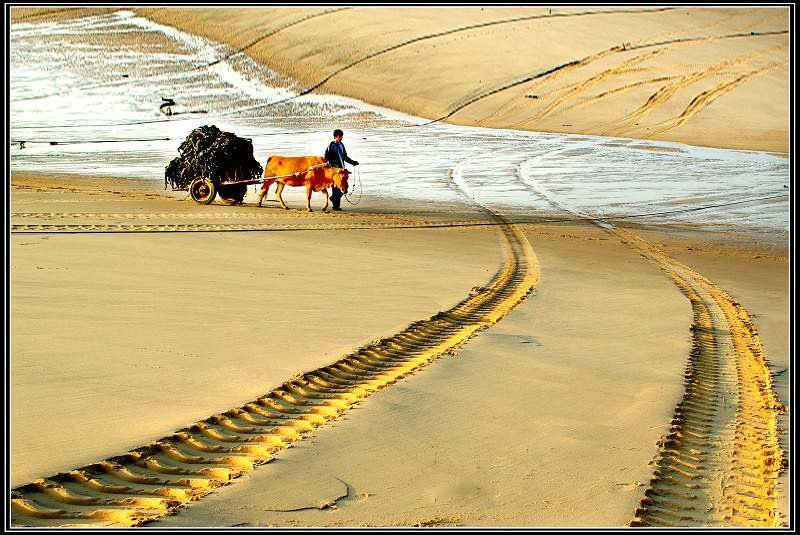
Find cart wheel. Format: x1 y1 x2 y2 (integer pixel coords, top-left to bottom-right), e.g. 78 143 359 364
218 183 247 205
189 177 216 204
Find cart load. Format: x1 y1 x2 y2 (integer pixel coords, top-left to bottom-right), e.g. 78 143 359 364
165 125 263 205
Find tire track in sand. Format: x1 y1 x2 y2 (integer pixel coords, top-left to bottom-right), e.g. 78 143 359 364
10 200 540 527
623 57 789 140
477 9 787 133
602 46 787 139
514 163 786 527
9 209 500 234
619 228 786 527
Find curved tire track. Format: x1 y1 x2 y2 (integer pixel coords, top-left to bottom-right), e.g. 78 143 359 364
633 57 789 140
12 152 786 526
10 205 540 527
201 8 351 68
479 12 787 135
616 229 786 527
604 46 787 139
492 47 675 129
505 159 786 527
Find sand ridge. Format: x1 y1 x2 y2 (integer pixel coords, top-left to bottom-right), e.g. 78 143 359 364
615 228 785 527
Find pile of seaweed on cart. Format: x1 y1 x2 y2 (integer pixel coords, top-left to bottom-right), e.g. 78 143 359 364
165 125 263 205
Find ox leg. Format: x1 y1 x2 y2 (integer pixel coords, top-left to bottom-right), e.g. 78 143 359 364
306 185 314 212
257 180 274 207
275 182 289 210
321 189 330 212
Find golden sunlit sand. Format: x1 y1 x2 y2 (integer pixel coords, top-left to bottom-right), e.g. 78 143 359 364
8 6 790 528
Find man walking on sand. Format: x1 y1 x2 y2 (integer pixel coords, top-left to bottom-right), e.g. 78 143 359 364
324 129 359 211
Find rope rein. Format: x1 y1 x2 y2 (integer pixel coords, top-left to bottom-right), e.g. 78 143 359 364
250 162 332 194
343 164 362 205
260 161 331 182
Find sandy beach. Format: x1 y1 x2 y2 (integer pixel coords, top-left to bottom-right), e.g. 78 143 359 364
8 6 791 529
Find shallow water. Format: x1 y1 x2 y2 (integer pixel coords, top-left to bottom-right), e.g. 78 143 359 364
9 10 790 239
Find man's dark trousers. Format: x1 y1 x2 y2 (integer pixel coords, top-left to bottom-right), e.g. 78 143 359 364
331 186 343 209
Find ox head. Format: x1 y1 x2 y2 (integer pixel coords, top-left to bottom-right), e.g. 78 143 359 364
329 167 350 193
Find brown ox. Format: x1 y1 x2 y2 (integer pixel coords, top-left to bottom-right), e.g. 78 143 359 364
256 155 350 212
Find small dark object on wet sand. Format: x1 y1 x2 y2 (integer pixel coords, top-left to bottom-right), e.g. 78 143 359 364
160 96 176 116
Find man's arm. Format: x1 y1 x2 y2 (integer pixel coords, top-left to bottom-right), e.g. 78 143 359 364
342 146 359 166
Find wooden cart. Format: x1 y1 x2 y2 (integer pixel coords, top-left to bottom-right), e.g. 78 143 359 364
173 172 261 205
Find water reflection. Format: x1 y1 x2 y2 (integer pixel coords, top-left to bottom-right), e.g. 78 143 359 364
9 10 790 237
